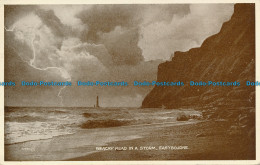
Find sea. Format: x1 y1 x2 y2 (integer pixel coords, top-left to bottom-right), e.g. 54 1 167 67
5 107 201 160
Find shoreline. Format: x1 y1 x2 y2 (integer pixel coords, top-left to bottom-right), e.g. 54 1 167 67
67 120 255 161
5 120 197 146
5 119 198 161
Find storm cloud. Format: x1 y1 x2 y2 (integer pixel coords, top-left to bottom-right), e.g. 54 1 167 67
4 4 234 107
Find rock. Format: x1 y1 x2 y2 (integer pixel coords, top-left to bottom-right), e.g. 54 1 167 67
177 115 189 121
176 112 190 121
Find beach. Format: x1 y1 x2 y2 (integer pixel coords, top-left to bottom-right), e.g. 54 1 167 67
5 107 207 161
68 120 255 160
5 110 255 161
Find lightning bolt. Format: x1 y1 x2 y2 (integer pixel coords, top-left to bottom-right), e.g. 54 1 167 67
5 26 71 106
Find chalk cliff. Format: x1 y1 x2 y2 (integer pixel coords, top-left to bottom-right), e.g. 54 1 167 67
142 4 255 114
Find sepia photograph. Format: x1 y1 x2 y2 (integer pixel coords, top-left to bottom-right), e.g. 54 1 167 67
1 1 258 163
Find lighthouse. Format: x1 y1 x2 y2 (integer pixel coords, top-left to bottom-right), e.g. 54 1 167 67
96 96 99 108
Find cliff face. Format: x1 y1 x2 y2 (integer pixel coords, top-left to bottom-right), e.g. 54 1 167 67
142 4 255 112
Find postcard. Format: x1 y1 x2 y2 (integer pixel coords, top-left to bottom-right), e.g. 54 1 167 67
0 0 259 164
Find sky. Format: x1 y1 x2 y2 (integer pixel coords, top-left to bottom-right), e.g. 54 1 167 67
4 4 234 107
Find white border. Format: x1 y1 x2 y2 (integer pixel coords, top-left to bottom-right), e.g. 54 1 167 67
0 0 259 164
0 2 4 165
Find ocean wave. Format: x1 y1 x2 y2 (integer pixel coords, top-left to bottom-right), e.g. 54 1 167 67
5 115 47 123
5 131 76 145
80 119 130 129
5 107 201 146
82 112 99 118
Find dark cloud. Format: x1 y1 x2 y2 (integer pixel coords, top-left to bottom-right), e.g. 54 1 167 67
77 4 142 42
76 4 190 65
4 5 37 27
4 4 234 107
100 27 143 65
35 9 65 38
70 43 113 67
76 4 190 42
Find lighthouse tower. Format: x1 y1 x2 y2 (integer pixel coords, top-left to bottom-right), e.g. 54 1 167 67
96 96 99 108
